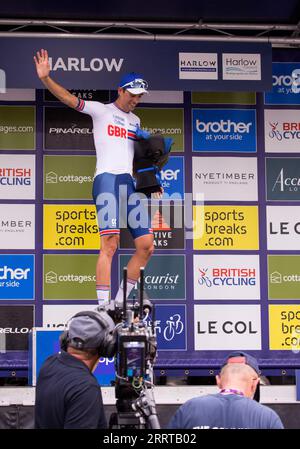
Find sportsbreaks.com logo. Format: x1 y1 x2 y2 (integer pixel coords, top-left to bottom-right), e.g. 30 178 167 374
44 205 99 250
192 109 257 152
0 254 34 300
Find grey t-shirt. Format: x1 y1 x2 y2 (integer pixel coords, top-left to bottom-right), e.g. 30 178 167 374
168 393 284 429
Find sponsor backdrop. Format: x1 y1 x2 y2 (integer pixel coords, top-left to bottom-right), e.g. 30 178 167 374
0 46 300 375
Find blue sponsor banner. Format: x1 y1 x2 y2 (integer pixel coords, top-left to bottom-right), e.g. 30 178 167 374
266 157 300 201
0 254 34 300
265 63 300 105
192 109 257 152
119 254 186 300
153 304 186 351
160 156 184 200
0 38 271 91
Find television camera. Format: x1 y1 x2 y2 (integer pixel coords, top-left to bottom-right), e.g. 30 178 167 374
108 267 160 429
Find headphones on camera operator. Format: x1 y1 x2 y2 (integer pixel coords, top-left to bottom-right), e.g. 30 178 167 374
59 308 116 358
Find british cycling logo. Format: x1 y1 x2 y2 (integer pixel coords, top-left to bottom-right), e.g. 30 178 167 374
198 268 212 287
292 69 300 93
268 122 282 141
268 120 300 142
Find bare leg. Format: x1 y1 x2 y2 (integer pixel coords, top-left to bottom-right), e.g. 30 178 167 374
115 233 154 303
96 234 119 304
126 234 154 280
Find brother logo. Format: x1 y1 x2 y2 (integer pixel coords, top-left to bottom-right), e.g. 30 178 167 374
196 119 252 133
273 75 295 87
0 266 30 280
160 169 180 181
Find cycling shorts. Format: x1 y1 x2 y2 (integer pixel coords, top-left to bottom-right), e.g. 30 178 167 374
92 172 153 240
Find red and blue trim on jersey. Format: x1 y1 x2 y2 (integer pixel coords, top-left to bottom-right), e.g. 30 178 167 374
100 229 120 237
76 98 85 111
127 129 138 141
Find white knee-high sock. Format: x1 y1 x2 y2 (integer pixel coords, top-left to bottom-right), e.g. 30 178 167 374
96 284 110 306
115 278 137 304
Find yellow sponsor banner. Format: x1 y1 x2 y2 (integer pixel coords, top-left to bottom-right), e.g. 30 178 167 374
269 305 300 351
44 205 100 250
193 205 259 250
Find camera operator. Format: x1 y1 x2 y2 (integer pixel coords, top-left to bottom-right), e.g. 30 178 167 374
35 309 116 429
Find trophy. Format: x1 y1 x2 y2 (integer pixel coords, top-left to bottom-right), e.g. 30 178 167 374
133 133 173 196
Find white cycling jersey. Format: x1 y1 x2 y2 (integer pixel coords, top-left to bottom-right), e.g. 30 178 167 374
76 99 140 176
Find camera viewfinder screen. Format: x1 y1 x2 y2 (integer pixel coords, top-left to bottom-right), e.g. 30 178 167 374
124 342 145 377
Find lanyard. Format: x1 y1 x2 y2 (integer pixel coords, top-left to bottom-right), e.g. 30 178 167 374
220 388 244 396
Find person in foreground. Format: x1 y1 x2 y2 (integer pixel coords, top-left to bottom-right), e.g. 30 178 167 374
168 351 284 429
35 309 116 429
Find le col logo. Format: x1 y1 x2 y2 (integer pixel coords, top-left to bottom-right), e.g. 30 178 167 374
48 57 124 72
197 320 258 335
269 221 300 235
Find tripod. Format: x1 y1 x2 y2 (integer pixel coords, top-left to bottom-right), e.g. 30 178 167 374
109 385 160 429
109 267 160 429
